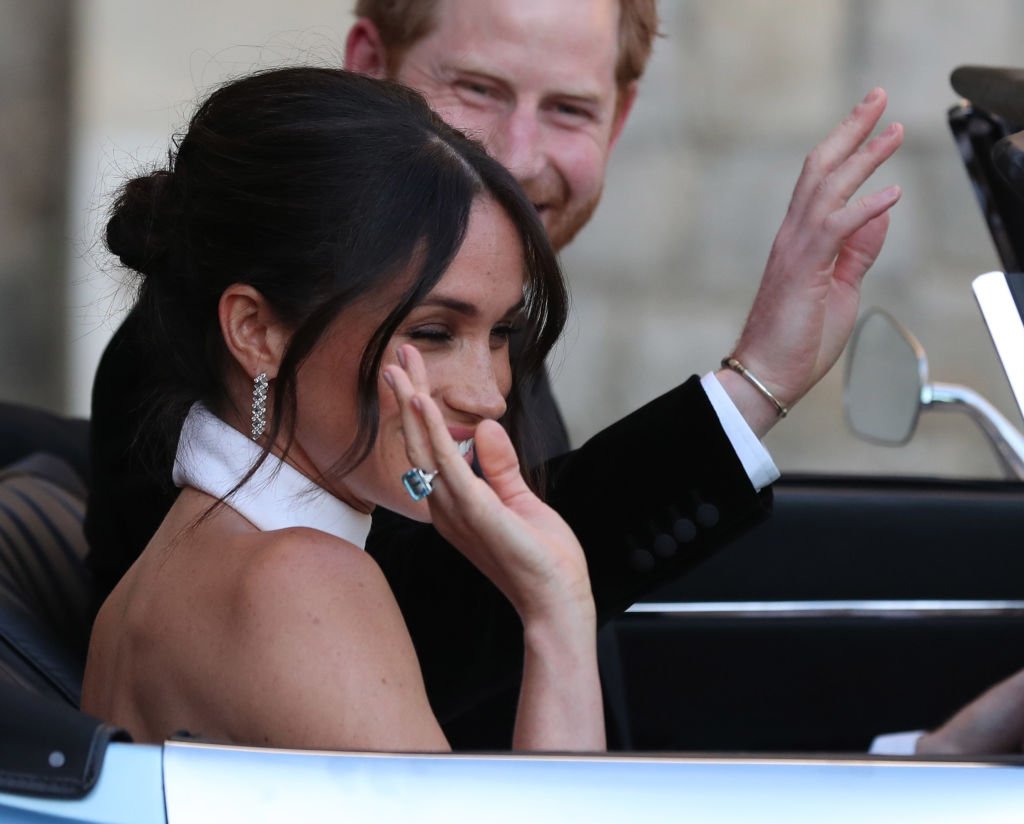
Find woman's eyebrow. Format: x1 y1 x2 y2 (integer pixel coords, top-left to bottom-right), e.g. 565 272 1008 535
502 298 527 317
418 296 476 315
418 296 526 317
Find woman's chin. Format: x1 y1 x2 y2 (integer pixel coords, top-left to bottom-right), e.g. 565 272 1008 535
402 501 433 524
380 495 433 524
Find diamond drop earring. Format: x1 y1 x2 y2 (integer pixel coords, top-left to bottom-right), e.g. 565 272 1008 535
250 372 269 440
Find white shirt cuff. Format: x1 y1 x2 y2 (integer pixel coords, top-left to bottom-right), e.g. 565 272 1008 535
701 372 780 492
868 731 925 755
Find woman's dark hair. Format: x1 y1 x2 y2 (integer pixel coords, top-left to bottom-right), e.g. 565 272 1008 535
106 67 567 485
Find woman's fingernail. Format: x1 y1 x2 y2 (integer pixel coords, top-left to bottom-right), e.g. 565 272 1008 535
411 395 423 413
382 369 395 389
863 87 880 104
396 347 407 368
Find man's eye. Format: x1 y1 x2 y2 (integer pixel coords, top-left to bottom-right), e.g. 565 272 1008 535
457 80 495 98
556 103 585 117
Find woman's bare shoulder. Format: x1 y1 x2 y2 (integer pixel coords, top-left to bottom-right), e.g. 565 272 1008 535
239 526 386 600
213 527 446 750
227 527 400 650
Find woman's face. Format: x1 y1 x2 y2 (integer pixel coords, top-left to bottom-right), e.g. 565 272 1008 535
289 196 527 520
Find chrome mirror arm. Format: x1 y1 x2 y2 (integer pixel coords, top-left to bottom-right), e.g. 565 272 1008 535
925 381 1024 480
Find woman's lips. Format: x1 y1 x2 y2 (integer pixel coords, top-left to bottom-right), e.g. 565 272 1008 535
447 426 476 465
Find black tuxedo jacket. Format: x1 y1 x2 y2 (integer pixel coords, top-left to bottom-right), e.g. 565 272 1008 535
85 309 771 744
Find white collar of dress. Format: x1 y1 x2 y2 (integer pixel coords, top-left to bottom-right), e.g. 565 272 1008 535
172 402 371 550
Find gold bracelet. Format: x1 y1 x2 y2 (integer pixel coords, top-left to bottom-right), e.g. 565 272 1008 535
720 357 789 419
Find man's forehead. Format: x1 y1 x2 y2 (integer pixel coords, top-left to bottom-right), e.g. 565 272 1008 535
422 0 621 93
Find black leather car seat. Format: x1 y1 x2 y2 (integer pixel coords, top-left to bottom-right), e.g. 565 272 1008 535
0 403 94 708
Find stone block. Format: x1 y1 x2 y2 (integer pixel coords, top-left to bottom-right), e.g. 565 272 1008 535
562 144 700 291
857 0 1024 133
680 0 846 138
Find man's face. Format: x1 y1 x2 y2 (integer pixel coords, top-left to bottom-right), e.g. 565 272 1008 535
388 0 632 252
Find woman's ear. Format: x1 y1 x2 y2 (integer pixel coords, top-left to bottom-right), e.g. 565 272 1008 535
218 284 290 380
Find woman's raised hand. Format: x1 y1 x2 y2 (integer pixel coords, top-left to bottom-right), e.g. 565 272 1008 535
384 344 604 750
383 345 592 624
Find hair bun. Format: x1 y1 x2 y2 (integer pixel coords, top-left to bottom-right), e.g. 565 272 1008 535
106 171 175 277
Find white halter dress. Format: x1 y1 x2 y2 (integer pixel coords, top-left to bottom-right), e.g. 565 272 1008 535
171 403 371 549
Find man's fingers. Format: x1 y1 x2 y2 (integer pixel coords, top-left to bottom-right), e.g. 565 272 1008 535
832 211 892 288
809 88 888 175
815 122 904 211
814 184 901 260
789 88 890 211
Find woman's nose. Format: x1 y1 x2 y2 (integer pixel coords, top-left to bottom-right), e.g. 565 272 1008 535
443 353 509 421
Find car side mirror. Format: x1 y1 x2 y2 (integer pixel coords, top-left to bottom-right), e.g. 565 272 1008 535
844 308 927 444
844 304 1024 479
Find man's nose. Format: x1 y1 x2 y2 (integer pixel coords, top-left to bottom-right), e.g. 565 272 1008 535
490 107 546 183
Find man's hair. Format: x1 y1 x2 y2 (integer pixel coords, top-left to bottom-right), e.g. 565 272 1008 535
354 0 660 89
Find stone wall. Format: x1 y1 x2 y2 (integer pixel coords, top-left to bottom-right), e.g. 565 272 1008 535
0 1 71 409
4 0 1021 479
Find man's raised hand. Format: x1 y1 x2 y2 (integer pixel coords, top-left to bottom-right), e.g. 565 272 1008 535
720 88 904 436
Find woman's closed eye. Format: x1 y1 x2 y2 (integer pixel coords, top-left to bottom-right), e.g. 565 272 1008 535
408 325 453 344
406 323 519 347
490 322 519 348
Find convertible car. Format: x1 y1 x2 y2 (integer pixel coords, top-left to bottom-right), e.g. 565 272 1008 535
2 66 1024 822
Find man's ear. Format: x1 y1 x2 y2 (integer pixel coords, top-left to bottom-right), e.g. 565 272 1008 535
345 18 390 78
218 284 290 381
608 81 639 153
